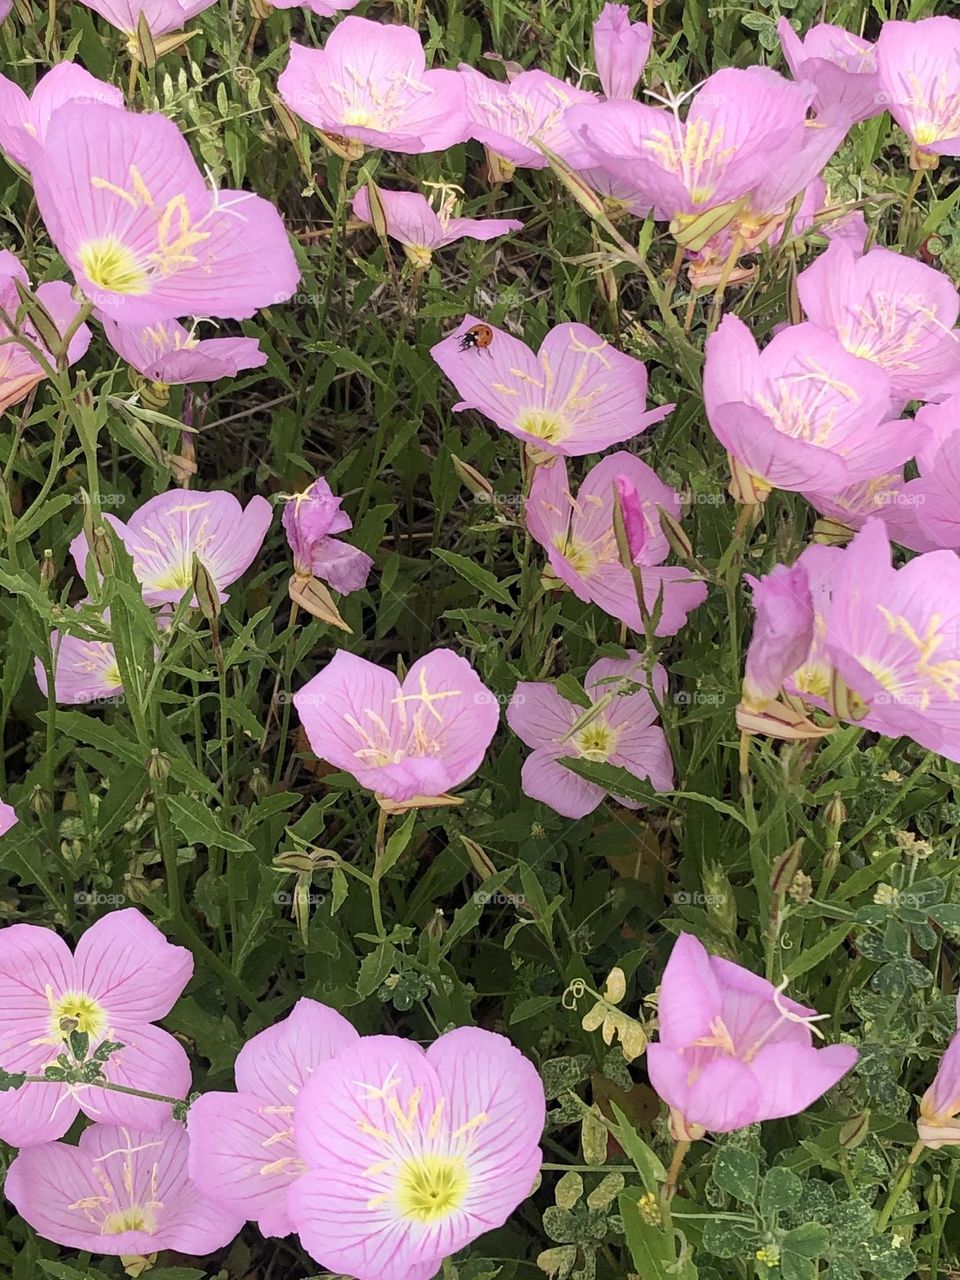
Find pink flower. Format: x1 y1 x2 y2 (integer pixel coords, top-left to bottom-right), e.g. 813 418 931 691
293 649 499 805
0 63 123 173
278 19 469 155
35 604 125 706
593 5 652 100
431 316 671 457
0 2 11 19
919 995 960 1148
352 188 521 266
80 0 217 36
876 17 960 159
507 653 673 819
778 19 882 125
101 316 266 384
288 1027 545 1280
897 396 960 549
802 474 936 553
459 65 597 169
0 798 16 836
0 909 192 1146
614 474 647 558
782 543 846 710
647 933 858 1134
282 475 372 592
742 564 814 710
32 103 299 323
527 453 706 636
187 998 359 1236
70 490 273 607
0 252 92 413
704 315 916 494
270 0 358 14
5 1120 243 1253
797 240 960 404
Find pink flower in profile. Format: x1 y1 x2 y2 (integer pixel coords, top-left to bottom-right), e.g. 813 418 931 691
31 104 299 323
35 606 125 706
0 252 92 414
526 453 706 637
876 18 960 159
270 0 358 14
593 5 652 100
742 563 814 711
507 653 673 819
704 315 916 495
278 19 469 155
431 316 672 457
614 474 647 558
918 995 960 1148
898 396 960 549
289 1028 545 1280
187 998 359 1236
0 64 123 172
70 490 273 607
647 934 858 1135
778 19 882 125
282 475 372 593
0 909 192 1147
80 0 217 36
352 188 522 266
100 316 266 385
802 473 935 554
459 65 597 169
6 1120 243 1254
0 798 16 836
294 649 499 806
797 240 960 404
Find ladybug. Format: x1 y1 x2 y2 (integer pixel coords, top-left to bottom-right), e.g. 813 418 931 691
459 323 494 353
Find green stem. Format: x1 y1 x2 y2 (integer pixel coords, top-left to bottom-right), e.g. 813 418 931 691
371 807 389 940
23 1074 182 1108
876 1140 925 1232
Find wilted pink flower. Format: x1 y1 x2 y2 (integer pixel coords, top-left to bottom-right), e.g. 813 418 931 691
459 65 597 169
919 994 960 1148
278 19 469 154
526 453 706 636
32 104 299 323
70 490 273 607
778 19 882 125
567 68 816 219
293 649 499 805
80 0 217 36
704 315 915 494
0 909 192 1146
593 5 652 100
0 251 92 413
35 605 125 706
647 933 858 1135
6 1120 243 1254
876 18 960 159
352 188 522 266
270 0 358 14
0 798 16 836
289 1028 545 1280
431 316 671 457
742 564 814 711
797 240 960 404
0 64 123 172
100 315 266 385
507 654 672 819
282 476 372 593
187 998 359 1236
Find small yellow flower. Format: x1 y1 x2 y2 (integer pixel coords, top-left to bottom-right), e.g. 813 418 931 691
874 883 898 906
755 1245 780 1268
637 1192 660 1225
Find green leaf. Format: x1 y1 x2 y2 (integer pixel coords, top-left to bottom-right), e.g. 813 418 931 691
167 795 255 853
783 923 853 979
711 1147 759 1204
619 1194 694 1279
610 1102 666 1193
760 1166 803 1218
431 548 515 606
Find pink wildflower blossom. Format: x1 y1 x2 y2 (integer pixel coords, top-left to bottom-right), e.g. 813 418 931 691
0 798 16 836
876 17 960 160
101 316 266 384
270 0 359 15
593 5 652 100
34 605 125 707
459 65 597 169
281 476 372 593
352 188 521 266
778 19 882 125
0 251 92 414
742 564 814 711
919 994 960 1148
80 0 217 36
0 64 123 172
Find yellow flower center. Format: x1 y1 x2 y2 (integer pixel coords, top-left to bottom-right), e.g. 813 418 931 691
78 236 148 296
396 1153 469 1223
574 720 618 762
517 408 567 444
51 990 106 1040
101 1206 156 1236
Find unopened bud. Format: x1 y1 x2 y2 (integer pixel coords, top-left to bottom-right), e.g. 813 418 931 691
249 768 269 800
830 671 867 722
770 839 804 895
812 516 855 546
30 784 52 816
319 131 364 161
703 862 737 936
147 749 172 786
191 554 221 622
840 1110 870 1150
40 549 56 590
483 147 515 185
670 199 746 252
364 179 389 240
13 279 61 356
451 455 495 503
293 876 311 943
459 834 497 880
424 908 446 941
134 11 158 66
658 505 694 561
538 141 606 222
824 793 847 829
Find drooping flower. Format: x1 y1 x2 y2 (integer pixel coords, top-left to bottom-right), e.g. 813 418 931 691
459 65 597 170
777 19 882 125
0 909 193 1146
269 0 359 15
507 653 673 819
277 19 469 155
352 187 522 267
31 103 300 323
0 63 123 173
431 316 672 457
70 489 273 607
796 239 960 404
593 5 652 100
100 315 267 385
293 649 499 807
741 564 814 711
6 1120 244 1254
281 475 372 593
80 0 217 37
187 998 360 1236
288 1027 545 1280
35 605 125 707
526 452 706 636
876 17 960 160
703 315 916 495
646 933 858 1135
0 797 16 836
918 994 960 1148
0 252 92 414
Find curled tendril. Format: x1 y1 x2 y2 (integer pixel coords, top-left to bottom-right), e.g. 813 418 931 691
562 978 588 1009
